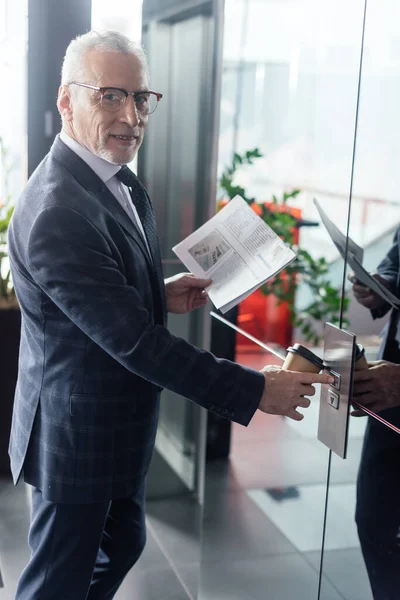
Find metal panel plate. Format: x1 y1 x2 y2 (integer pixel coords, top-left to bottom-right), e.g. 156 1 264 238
318 323 356 459
141 3 223 500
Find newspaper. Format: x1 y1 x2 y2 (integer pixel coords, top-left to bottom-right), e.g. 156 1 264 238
313 197 364 263
313 197 400 309
172 195 296 313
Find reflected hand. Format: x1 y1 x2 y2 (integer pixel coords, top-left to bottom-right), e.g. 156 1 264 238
258 366 334 422
165 273 212 314
348 272 388 311
352 361 400 416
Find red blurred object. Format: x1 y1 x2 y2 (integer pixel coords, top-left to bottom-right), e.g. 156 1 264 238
236 202 301 350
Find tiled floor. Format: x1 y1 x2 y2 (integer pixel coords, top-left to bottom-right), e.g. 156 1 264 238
306 548 373 600
198 554 344 600
0 478 195 600
0 479 30 600
197 350 373 600
0 349 375 600
247 483 360 553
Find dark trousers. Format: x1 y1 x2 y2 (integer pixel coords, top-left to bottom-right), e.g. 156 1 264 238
16 483 146 600
356 408 400 600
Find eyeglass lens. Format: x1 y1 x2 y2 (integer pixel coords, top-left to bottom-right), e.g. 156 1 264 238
101 89 158 115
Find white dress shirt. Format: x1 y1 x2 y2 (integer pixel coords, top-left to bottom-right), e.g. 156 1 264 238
59 131 150 255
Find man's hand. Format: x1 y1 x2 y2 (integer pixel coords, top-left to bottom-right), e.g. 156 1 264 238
165 273 212 314
348 272 389 311
258 366 334 421
352 361 400 416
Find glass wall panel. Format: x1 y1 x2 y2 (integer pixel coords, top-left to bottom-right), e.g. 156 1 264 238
129 1 224 598
200 1 366 599
320 1 400 599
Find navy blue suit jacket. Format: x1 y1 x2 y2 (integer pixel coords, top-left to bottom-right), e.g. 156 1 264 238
8 136 264 503
371 228 400 359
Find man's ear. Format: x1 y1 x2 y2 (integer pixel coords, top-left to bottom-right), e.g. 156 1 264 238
57 85 73 121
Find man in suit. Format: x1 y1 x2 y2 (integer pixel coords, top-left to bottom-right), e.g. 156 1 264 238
8 30 332 599
350 228 400 599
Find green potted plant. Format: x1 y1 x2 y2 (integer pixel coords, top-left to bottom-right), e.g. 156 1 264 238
218 148 349 346
0 135 20 476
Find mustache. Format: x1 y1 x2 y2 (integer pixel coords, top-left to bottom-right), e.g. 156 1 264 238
109 129 141 137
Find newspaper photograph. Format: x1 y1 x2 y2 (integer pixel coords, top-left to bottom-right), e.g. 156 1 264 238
188 232 231 272
172 195 296 313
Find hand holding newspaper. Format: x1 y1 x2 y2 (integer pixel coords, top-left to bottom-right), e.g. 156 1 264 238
172 195 296 313
313 197 400 309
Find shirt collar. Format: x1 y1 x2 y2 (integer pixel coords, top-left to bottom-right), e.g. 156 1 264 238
60 131 121 183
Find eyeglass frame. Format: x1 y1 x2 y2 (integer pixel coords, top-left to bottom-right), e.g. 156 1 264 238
68 82 163 115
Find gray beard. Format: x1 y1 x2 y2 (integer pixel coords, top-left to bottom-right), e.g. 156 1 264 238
95 145 138 166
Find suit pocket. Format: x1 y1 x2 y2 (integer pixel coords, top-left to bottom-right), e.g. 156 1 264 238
69 393 136 428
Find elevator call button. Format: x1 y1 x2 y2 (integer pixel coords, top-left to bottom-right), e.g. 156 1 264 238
328 389 340 410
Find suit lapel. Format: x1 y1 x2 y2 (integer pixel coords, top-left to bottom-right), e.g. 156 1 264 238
100 181 167 323
51 137 151 265
96 183 167 325
51 136 167 324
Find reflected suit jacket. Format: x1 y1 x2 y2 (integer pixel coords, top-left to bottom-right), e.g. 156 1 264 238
8 136 264 504
371 227 400 361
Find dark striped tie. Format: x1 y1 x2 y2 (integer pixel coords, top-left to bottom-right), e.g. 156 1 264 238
115 165 166 322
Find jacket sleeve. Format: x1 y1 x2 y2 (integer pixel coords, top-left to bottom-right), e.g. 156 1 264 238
371 228 400 320
25 205 264 426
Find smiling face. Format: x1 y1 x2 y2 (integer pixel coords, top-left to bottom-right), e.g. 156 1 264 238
57 49 149 165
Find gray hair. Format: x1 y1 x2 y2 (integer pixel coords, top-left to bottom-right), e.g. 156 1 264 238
61 30 148 85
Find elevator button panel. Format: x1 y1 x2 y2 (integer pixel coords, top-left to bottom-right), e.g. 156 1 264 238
318 323 356 459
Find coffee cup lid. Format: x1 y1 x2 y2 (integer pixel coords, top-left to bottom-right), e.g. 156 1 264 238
286 343 324 369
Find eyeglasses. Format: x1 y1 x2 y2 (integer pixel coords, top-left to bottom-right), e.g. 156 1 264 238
68 82 163 115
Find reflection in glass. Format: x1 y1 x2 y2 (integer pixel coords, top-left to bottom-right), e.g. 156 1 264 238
348 229 400 600
202 0 366 598
321 1 400 598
